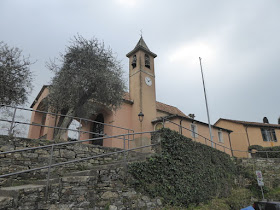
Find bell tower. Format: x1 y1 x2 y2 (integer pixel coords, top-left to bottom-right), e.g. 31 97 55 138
126 36 157 141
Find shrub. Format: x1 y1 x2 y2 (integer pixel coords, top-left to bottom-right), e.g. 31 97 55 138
248 145 280 158
128 128 237 207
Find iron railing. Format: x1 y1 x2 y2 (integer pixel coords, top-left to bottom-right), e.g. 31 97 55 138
1 105 279 159
0 130 158 201
161 117 233 155
0 104 134 142
160 117 280 158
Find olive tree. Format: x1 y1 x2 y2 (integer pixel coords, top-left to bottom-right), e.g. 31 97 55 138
47 35 125 139
0 42 33 106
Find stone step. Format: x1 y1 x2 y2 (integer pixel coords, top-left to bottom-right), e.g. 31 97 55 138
63 155 147 176
33 178 60 185
0 184 44 198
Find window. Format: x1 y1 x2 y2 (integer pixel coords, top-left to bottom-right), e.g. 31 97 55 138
154 122 163 131
132 55 137 68
191 123 198 138
145 54 150 68
218 130 223 143
261 128 277 142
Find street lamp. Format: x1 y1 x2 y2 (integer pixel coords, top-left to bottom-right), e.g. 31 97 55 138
138 111 144 122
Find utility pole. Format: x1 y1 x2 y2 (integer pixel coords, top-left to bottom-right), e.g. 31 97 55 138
199 57 214 148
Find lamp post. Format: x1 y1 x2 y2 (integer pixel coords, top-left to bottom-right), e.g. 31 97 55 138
138 111 144 150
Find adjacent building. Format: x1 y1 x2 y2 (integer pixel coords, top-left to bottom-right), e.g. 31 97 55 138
215 118 280 157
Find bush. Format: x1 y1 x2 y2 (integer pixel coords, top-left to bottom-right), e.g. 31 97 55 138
128 128 237 207
248 145 280 158
266 187 280 200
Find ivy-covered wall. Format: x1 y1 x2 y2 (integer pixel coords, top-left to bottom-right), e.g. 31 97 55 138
128 128 237 207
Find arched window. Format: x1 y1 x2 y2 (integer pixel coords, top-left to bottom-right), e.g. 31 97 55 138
145 54 150 68
132 55 137 68
154 122 163 131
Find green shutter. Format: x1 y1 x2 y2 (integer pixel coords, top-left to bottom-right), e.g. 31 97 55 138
261 128 268 141
272 129 277 142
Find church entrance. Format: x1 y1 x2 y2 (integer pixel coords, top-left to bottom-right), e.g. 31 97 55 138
91 114 104 146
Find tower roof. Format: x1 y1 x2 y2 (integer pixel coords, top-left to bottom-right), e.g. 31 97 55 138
126 36 157 58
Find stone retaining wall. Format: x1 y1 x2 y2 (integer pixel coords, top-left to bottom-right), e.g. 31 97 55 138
239 158 280 188
0 135 137 187
1 163 162 209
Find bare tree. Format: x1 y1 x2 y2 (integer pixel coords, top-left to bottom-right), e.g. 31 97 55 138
0 42 33 106
47 35 125 139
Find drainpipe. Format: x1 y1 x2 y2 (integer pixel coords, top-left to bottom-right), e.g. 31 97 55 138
227 132 234 157
179 117 183 134
245 126 251 146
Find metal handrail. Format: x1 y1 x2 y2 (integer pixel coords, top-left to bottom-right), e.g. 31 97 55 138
0 104 134 132
0 118 132 143
0 142 157 179
0 104 134 135
0 104 135 144
0 129 157 200
252 150 280 153
0 130 157 155
162 117 232 152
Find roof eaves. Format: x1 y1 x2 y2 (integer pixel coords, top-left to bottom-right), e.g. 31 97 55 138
216 118 280 129
126 46 157 58
152 115 232 133
30 85 49 108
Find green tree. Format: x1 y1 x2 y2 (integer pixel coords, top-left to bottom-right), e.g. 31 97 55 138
47 35 125 139
0 42 33 106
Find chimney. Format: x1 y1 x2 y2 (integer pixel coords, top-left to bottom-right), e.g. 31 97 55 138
263 117 269 124
188 114 195 119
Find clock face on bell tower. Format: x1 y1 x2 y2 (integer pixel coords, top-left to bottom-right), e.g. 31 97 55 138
145 76 152 86
126 36 157 132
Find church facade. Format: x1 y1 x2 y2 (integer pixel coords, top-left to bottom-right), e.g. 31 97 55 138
28 37 233 155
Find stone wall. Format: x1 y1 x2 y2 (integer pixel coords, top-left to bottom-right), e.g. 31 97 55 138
238 158 280 188
0 163 162 209
0 135 142 187
0 135 161 209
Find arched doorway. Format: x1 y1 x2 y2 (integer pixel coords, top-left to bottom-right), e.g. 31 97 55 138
91 114 104 146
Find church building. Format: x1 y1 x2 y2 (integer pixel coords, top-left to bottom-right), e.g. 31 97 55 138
28 37 233 155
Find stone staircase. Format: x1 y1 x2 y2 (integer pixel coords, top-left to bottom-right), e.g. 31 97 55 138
0 152 162 210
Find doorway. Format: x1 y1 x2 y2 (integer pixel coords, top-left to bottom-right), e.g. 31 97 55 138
91 114 104 146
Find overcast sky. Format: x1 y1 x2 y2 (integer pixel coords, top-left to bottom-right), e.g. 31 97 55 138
1 0 280 124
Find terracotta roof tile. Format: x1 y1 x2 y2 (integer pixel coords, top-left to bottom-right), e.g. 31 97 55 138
156 101 187 117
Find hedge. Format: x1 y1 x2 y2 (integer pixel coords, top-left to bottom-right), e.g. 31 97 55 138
128 128 237 207
248 145 280 158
